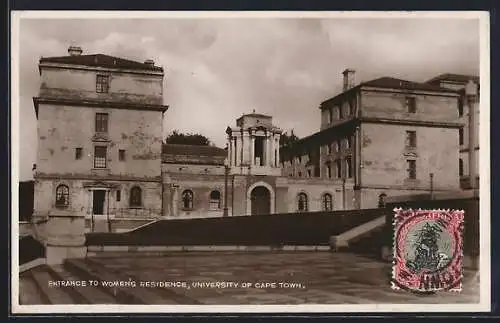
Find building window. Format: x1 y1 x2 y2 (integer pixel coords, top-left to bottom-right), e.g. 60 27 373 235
96 75 110 93
129 186 142 207
407 160 417 180
405 131 417 148
182 190 194 210
459 158 464 176
298 171 302 178
116 190 121 202
335 159 342 178
326 144 332 154
338 105 343 119
378 193 387 208
95 113 109 133
405 97 416 113
326 162 332 179
333 107 340 120
459 128 464 145
322 193 333 211
297 193 308 212
346 156 353 178
119 149 126 161
75 147 82 160
55 184 69 208
328 108 333 123
307 169 312 177
349 99 355 115
94 146 107 168
209 190 221 210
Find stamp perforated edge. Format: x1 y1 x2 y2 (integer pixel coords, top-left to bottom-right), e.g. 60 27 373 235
390 208 465 294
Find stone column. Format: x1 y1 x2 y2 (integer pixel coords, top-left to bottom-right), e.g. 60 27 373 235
233 137 238 167
267 136 273 166
270 134 275 167
45 209 86 265
172 186 179 217
227 136 232 167
251 136 255 166
276 136 280 166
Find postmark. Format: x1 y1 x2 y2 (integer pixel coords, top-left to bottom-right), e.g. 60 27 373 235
391 208 464 294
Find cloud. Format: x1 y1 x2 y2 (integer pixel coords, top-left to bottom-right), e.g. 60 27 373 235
16 16 480 180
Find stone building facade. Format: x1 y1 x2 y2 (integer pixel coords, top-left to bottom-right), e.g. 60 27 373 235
281 69 473 209
32 48 476 224
426 74 480 190
33 46 167 226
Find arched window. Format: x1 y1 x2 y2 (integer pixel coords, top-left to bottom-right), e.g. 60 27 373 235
322 193 333 211
378 193 387 208
297 192 308 212
182 190 194 210
55 184 69 208
129 186 142 207
209 190 221 210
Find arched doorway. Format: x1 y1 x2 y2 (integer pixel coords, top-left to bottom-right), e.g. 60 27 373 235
250 186 271 215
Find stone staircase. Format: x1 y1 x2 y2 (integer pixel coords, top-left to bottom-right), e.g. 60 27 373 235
329 216 386 253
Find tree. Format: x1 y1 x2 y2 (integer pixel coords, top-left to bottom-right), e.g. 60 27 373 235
279 129 299 148
165 130 211 146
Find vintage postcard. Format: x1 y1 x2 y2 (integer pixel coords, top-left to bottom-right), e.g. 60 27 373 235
10 11 490 314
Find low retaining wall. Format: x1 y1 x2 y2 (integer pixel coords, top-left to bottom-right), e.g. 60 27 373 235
86 208 387 246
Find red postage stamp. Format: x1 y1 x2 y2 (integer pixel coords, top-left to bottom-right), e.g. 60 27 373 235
391 208 464 293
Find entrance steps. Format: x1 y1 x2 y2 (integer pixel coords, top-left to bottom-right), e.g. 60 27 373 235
329 216 386 252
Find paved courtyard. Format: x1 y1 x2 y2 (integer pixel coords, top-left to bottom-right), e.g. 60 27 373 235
88 252 480 304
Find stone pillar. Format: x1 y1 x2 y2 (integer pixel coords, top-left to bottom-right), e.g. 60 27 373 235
250 136 255 166
466 80 478 189
45 209 86 265
270 134 275 167
276 136 280 166
268 136 273 166
233 137 238 167
172 186 179 217
227 136 232 167
354 126 361 187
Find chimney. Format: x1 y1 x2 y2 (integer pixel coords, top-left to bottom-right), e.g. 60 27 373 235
342 68 356 91
68 45 83 56
144 59 155 67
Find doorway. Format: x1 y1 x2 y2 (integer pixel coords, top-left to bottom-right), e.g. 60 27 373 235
92 190 106 215
250 186 271 215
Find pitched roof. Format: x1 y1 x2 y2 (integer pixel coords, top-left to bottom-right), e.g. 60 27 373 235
320 76 457 107
161 144 227 157
39 54 163 72
425 73 480 85
361 77 457 93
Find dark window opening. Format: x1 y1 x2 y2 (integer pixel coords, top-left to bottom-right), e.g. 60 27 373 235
459 128 464 145
254 136 265 166
405 131 417 148
322 193 333 211
406 97 416 113
209 190 221 210
116 190 121 202
458 97 464 117
182 190 194 209
94 146 107 168
75 147 82 160
119 149 126 161
346 156 353 178
459 159 464 177
407 160 417 180
297 193 308 212
95 113 109 133
130 186 142 207
378 193 387 208
55 184 69 208
335 159 342 178
96 75 110 93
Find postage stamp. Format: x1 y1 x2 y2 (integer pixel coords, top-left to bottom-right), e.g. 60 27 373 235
391 208 464 294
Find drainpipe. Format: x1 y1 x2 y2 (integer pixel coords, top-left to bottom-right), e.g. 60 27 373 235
429 173 434 200
466 80 478 190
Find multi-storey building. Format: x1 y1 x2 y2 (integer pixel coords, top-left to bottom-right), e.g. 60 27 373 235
425 73 480 190
281 69 467 208
31 48 474 227
33 46 167 225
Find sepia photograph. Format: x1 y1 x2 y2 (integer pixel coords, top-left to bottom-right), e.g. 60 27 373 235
11 11 490 313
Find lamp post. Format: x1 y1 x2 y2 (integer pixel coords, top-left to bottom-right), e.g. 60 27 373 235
223 157 229 217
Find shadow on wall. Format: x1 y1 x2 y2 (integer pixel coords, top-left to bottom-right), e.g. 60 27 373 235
19 181 35 222
19 236 45 265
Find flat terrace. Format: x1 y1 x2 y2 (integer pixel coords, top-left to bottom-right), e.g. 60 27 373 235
20 252 479 305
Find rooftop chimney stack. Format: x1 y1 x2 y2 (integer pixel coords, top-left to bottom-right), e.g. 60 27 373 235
144 59 155 67
342 68 356 92
68 45 83 56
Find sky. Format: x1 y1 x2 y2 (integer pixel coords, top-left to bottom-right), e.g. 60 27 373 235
16 15 480 181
